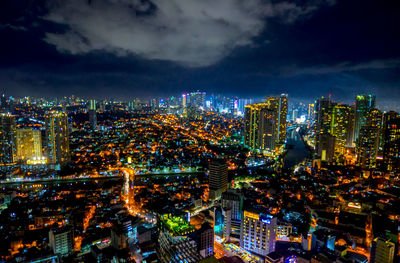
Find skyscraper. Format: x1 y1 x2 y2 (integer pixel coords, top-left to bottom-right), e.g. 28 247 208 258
16 128 43 163
383 112 400 174
0 113 16 164
221 189 243 237
315 97 332 155
330 103 351 162
354 94 375 143
45 111 70 165
370 237 395 263
244 103 276 153
266 94 288 145
356 126 379 169
244 95 287 155
240 210 277 257
88 99 97 130
208 159 228 200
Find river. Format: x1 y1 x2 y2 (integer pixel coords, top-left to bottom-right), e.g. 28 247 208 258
283 128 310 169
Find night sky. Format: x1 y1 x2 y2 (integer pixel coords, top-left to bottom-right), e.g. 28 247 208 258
1 0 400 106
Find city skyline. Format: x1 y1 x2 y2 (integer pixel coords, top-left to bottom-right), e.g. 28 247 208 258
1 1 400 263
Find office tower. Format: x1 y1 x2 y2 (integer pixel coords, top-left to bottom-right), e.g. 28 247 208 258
370 237 395 263
266 94 288 145
240 210 277 257
345 106 355 147
214 207 225 239
244 103 276 153
383 112 400 174
356 126 379 169
367 109 384 151
16 128 43 163
49 227 74 255
45 111 70 165
330 103 351 162
208 159 228 200
353 94 375 143
0 113 16 164
221 189 243 237
189 223 214 258
87 99 97 130
315 97 332 154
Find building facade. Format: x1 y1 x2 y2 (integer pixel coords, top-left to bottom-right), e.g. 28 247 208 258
45 112 70 165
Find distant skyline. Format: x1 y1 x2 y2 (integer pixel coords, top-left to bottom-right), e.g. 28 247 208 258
1 0 400 106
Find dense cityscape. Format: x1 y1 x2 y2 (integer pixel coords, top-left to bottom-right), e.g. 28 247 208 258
2 0 400 262
0 91 399 263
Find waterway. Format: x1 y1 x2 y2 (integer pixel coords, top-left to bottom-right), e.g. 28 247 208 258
283 129 310 169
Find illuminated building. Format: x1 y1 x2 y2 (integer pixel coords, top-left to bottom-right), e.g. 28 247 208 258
208 159 228 200
266 94 288 145
240 210 277 257
157 214 201 262
354 94 375 143
318 133 335 162
308 103 315 123
16 128 43 163
88 99 97 130
370 237 395 263
214 207 225 239
244 103 275 153
0 113 16 164
356 126 379 169
330 103 351 162
45 111 70 165
315 97 332 156
221 189 243 238
383 112 400 174
276 223 292 241
49 227 74 255
183 91 206 109
189 222 214 258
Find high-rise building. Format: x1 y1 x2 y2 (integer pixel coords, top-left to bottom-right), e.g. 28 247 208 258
182 91 206 109
240 210 277 257
370 237 395 263
45 112 70 165
266 94 288 145
244 103 276 153
88 99 97 130
383 112 400 174
49 227 74 255
221 189 243 237
308 103 315 123
16 128 43 163
189 222 214 258
208 159 228 200
356 126 379 169
315 97 332 156
0 113 16 164
354 94 375 143
330 103 351 162
318 133 335 162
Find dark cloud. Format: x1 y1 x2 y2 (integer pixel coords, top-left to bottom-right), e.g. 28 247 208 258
0 0 399 107
42 0 334 67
